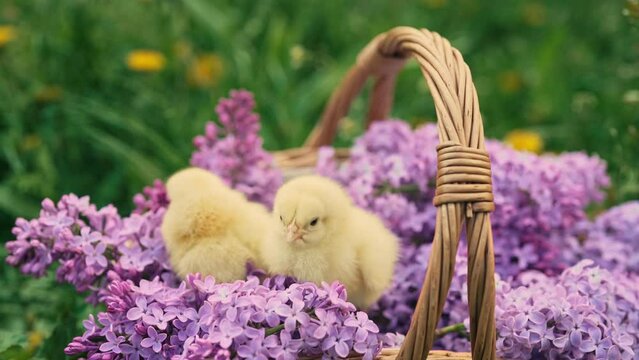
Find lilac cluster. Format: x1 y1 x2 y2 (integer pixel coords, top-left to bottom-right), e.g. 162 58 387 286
190 90 282 207
5 194 173 303
65 274 383 359
495 260 638 359
133 180 169 214
576 202 639 275
488 140 609 277
318 121 609 278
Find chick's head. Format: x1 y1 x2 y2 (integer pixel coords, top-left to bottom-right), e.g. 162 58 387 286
273 176 351 247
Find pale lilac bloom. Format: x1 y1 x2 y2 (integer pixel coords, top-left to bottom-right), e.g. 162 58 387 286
83 242 107 268
209 319 244 349
141 326 167 353
120 334 147 360
99 331 126 354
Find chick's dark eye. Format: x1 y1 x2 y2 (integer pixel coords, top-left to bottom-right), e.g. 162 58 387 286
310 217 319 226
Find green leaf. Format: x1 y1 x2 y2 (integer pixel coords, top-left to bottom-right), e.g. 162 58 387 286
0 345 32 360
35 321 77 359
0 331 27 353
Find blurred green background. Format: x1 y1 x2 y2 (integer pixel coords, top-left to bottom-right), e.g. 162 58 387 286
0 0 637 357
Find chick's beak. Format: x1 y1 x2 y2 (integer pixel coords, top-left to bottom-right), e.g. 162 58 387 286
286 223 304 243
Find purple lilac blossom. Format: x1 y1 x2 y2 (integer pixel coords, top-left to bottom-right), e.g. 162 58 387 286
495 260 638 359
133 179 169 214
6 194 174 303
574 201 639 275
65 274 382 359
190 89 282 207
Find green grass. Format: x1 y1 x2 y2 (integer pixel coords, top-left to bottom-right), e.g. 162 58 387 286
0 0 637 357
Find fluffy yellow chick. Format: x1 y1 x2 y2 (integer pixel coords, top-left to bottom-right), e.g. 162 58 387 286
160 167 271 282
261 175 399 309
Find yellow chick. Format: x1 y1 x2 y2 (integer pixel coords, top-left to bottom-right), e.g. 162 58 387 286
160 167 271 282
261 175 399 309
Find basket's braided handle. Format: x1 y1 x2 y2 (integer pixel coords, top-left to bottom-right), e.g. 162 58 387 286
309 27 497 360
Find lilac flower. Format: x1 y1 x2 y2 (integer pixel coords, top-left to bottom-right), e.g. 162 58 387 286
495 261 638 359
190 90 282 207
82 315 99 339
40 210 74 236
141 326 168 353
99 331 126 354
194 301 215 329
83 242 107 268
65 275 383 359
134 278 166 296
165 306 197 323
64 336 99 356
311 308 338 339
120 334 147 360
5 193 172 301
5 238 51 276
235 335 269 360
322 327 354 358
275 299 310 332
144 304 174 330
344 312 379 342
209 320 244 349
127 296 152 321
575 201 639 274
192 276 217 294
133 179 169 214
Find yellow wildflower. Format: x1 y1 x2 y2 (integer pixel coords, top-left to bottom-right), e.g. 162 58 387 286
504 130 544 154
35 85 63 103
0 25 16 47
27 330 44 352
188 54 223 87
126 50 166 72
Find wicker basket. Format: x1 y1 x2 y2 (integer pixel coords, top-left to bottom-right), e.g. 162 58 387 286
273 27 497 360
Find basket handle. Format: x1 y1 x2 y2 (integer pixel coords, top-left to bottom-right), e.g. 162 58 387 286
310 27 497 359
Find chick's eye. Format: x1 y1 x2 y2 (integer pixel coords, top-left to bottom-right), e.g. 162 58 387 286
310 217 319 226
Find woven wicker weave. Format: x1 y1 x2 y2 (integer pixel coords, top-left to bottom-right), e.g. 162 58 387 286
274 27 496 360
